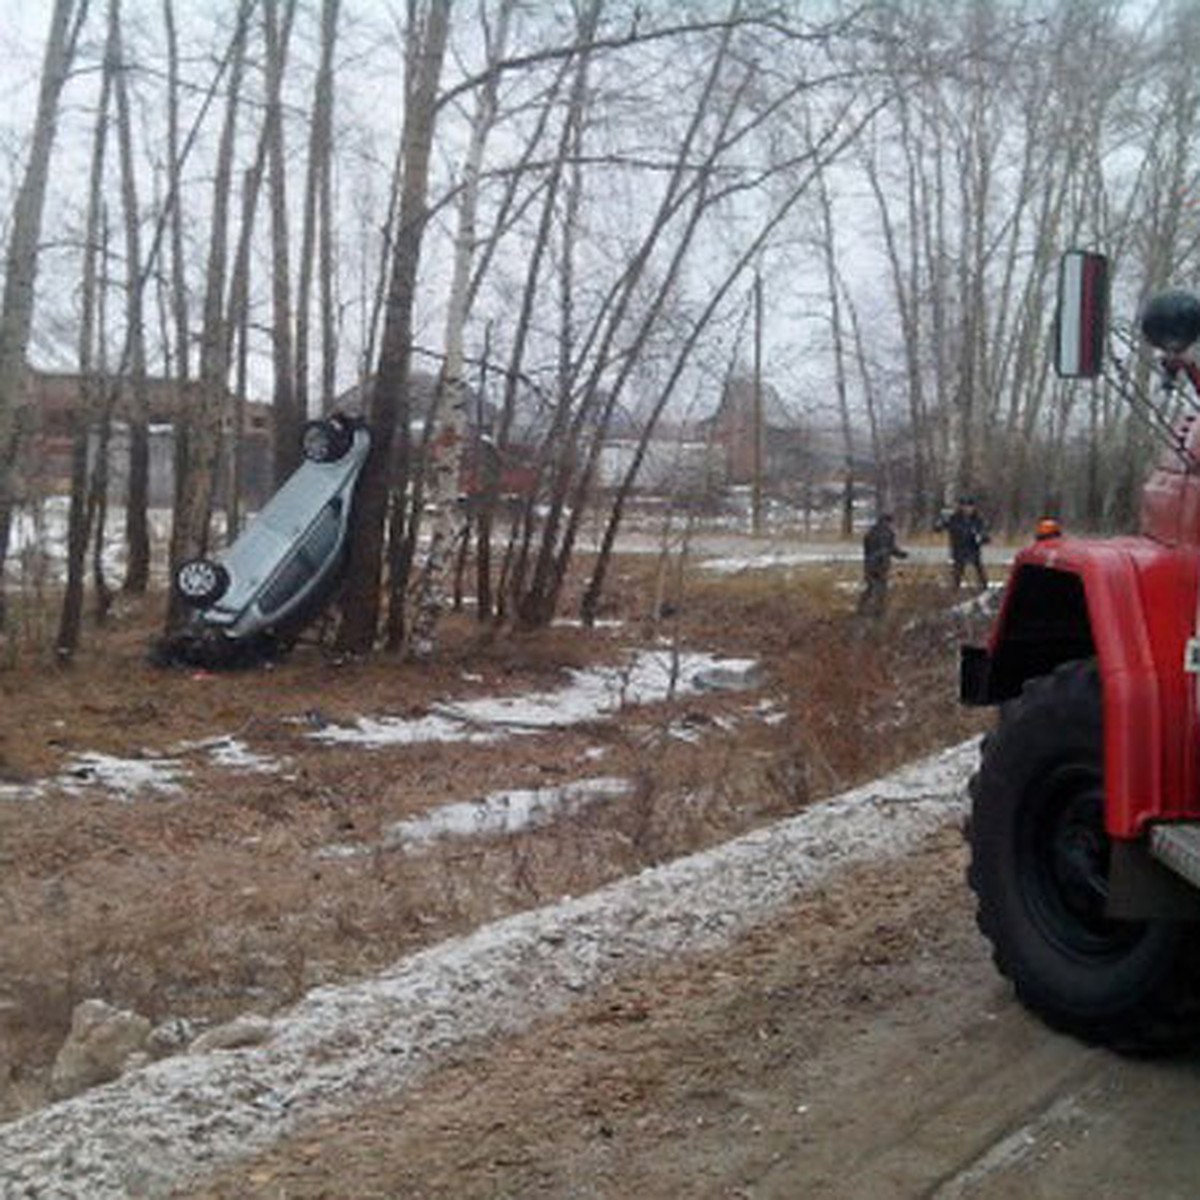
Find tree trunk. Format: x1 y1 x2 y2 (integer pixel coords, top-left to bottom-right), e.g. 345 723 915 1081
408 0 512 660
337 0 451 655
113 0 152 593
226 146 268 538
0 0 86 619
264 0 301 486
163 0 190 385
297 0 340 425
56 0 114 659
814 163 855 540
167 1 252 630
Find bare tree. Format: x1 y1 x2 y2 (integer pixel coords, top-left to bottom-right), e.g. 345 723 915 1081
0 0 89 625
521 9 876 627
579 87 888 626
813 156 855 539
162 0 189 385
337 0 452 655
407 0 514 660
264 0 301 485
113 0 152 593
225 140 269 538
166 0 255 630
56 0 115 658
296 0 341 422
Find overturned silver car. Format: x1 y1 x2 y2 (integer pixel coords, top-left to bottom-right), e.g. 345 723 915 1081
154 414 370 668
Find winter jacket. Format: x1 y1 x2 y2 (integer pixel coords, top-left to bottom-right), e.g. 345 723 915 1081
937 509 989 563
863 519 907 578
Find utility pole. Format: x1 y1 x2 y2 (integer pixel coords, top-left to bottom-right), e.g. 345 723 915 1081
752 272 763 536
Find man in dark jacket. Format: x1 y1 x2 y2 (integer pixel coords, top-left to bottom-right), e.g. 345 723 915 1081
936 496 989 590
858 512 908 617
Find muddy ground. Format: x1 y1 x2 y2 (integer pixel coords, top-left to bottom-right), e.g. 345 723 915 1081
191 826 1200 1200
12 544 1195 1196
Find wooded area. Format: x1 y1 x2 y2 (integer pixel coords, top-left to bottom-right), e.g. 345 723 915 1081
0 0 1196 659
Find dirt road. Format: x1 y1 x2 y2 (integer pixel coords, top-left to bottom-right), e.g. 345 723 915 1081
190 826 1200 1200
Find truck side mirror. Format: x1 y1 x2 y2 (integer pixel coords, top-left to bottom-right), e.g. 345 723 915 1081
1055 250 1109 378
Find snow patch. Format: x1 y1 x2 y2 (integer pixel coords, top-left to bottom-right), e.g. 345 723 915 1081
43 739 285 803
701 549 858 574
383 776 633 848
173 736 285 774
58 752 187 799
316 776 635 860
313 649 760 747
0 781 45 802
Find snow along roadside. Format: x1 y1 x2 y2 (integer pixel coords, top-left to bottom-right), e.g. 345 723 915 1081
0 739 978 1198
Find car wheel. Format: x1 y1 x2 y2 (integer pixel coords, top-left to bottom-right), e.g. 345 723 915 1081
302 417 353 463
968 660 1200 1050
175 557 230 607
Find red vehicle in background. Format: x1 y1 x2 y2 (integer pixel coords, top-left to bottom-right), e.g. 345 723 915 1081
963 252 1200 1050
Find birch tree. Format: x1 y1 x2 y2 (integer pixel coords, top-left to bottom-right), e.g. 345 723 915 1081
407 0 514 660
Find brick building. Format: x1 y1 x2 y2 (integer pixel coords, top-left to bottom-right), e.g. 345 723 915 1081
16 368 273 509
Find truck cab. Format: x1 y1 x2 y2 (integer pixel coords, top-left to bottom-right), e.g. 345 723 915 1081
963 255 1200 1050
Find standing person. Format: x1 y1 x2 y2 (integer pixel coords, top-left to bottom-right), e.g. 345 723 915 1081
858 512 908 617
936 495 990 590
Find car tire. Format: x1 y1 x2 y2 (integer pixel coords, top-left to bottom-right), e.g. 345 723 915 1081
175 557 231 607
968 660 1200 1051
302 417 353 463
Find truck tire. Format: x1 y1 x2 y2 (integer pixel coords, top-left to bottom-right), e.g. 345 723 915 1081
968 660 1200 1050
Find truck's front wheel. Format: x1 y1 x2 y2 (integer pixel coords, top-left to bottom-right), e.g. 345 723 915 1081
969 660 1200 1050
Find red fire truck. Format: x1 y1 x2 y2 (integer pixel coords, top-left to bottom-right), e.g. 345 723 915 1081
963 252 1200 1049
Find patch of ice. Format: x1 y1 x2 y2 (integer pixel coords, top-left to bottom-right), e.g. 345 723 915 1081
316 776 635 861
947 585 1004 619
312 843 370 861
693 663 762 692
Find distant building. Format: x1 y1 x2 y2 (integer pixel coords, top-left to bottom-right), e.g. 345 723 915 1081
329 370 497 431
16 367 273 509
333 371 538 501
695 374 809 486
596 437 720 495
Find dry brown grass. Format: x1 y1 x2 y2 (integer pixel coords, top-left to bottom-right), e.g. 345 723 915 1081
0 554 991 1117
